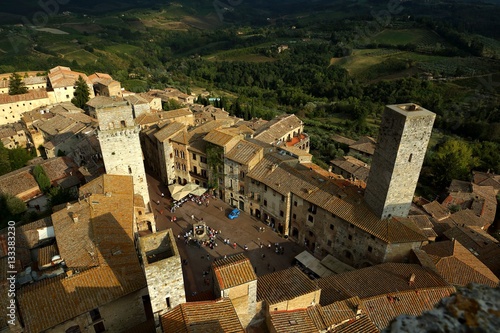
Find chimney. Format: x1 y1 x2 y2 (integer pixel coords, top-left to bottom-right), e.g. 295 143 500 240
408 273 416 286
72 213 79 223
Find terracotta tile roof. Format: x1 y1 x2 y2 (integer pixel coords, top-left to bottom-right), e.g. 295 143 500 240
440 209 488 229
332 134 356 146
203 128 241 148
349 136 377 155
361 287 455 331
154 121 186 142
37 243 59 268
0 166 39 200
0 89 48 105
124 94 148 105
319 296 361 327
393 215 437 240
86 96 127 109
472 171 500 193
171 118 237 145
235 117 269 130
330 156 370 182
443 225 500 277
48 66 91 88
253 114 302 145
257 266 319 304
333 314 379 333
422 201 451 221
135 108 192 126
248 154 427 243
225 139 263 165
160 298 244 333
317 263 451 306
421 240 499 287
269 308 318 333
40 156 78 183
17 174 147 333
212 253 256 289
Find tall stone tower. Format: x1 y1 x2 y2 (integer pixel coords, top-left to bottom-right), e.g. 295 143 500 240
95 98 151 208
364 103 435 219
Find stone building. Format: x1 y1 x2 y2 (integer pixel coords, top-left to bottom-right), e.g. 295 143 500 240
138 229 186 328
364 103 435 219
0 90 50 126
12 175 151 333
212 254 258 328
46 66 95 104
93 97 151 208
0 122 27 149
88 72 122 98
252 114 309 152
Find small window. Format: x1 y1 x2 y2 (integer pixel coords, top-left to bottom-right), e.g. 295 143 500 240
294 201 297 207
281 195 285 202
128 166 132 174
345 251 352 259
264 199 267 207
370 235 376 240
166 297 171 309
89 308 101 321
280 210 284 217
120 120 126 127
349 223 355 229
192 153 197 160
307 215 313 223
292 213 296 219
329 224 334 230
408 153 413 162
348 235 353 240
368 246 373 253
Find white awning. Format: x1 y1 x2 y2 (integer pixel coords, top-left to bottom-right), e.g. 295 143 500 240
294 251 334 277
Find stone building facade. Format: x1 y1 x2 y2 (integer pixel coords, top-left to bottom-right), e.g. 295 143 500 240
364 103 435 219
94 99 151 208
138 229 186 327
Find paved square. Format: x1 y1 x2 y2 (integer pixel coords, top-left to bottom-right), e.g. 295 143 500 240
147 173 306 299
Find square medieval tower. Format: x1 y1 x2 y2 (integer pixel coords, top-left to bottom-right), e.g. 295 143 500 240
364 103 435 219
94 98 151 208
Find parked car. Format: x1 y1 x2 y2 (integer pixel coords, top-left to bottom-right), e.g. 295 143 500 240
228 208 240 220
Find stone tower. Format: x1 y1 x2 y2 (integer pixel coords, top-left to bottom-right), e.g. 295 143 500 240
364 103 435 219
138 229 186 327
95 98 151 208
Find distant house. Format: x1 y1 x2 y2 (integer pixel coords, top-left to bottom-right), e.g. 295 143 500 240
330 155 370 183
348 136 376 158
46 66 95 104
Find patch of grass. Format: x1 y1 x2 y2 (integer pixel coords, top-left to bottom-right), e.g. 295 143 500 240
63 49 99 65
372 29 444 46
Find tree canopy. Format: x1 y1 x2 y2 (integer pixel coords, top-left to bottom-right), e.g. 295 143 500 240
8 72 28 95
429 138 479 189
71 75 90 109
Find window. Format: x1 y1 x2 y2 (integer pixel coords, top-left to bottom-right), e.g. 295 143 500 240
264 185 267 191
348 235 353 241
370 235 376 240
201 169 207 177
345 251 352 259
193 166 198 174
281 195 285 202
166 297 171 309
307 215 314 223
327 240 332 247
368 246 373 253
264 199 267 207
280 210 284 217
89 308 101 322
292 213 296 219
128 166 132 174
200 156 207 163
120 120 126 127
308 204 317 214
170 153 173 158
175 149 179 157
192 153 197 160
66 94 70 99
349 223 355 229
181 151 185 159
294 201 297 207
408 153 413 162
329 224 334 230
